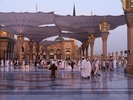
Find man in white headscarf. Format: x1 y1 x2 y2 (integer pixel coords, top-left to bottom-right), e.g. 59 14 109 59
81 57 86 78
94 58 101 76
113 59 116 69
85 59 92 79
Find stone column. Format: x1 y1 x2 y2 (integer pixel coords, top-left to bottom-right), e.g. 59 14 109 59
120 0 133 74
116 51 118 60
88 34 95 60
90 42 94 60
36 44 40 61
108 53 110 60
112 52 114 58
99 16 110 62
81 44 85 57
17 35 24 65
78 47 82 60
120 50 123 59
85 41 89 59
80 48 82 60
29 40 33 65
124 12 133 73
101 32 109 61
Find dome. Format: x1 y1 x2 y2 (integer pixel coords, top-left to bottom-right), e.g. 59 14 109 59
55 36 64 41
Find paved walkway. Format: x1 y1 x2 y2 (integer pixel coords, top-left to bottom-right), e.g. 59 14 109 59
0 67 133 100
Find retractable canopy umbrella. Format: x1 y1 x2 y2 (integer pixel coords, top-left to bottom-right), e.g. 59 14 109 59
40 40 61 47
55 15 126 38
0 12 55 34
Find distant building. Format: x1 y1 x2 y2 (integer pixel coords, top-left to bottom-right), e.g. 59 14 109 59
0 31 79 60
0 31 16 60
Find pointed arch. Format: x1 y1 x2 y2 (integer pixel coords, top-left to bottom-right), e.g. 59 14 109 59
56 49 61 59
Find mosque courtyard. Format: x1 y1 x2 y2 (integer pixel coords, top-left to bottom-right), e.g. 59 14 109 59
0 67 133 100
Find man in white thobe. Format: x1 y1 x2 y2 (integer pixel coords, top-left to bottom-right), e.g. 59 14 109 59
81 57 86 78
94 59 101 76
113 59 116 69
85 59 92 79
1 59 4 67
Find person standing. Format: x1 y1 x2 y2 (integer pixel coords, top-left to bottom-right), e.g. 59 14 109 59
85 59 92 79
81 57 86 78
49 62 57 78
71 60 74 71
94 58 101 76
102 60 106 71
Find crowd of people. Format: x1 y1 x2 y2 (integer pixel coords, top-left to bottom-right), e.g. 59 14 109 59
80 57 126 79
0 57 126 78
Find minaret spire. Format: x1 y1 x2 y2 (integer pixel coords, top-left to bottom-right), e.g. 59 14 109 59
36 4 38 13
73 3 76 16
90 11 93 16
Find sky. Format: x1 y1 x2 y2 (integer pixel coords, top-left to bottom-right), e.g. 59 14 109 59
0 0 127 55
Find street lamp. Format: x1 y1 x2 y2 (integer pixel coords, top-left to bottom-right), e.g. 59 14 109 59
99 16 110 33
121 0 133 11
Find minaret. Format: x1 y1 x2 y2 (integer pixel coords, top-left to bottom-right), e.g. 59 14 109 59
73 3 76 16
36 4 38 13
90 11 93 16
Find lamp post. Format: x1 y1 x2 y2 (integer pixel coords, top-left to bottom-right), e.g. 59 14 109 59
81 44 85 57
79 47 82 60
84 40 89 59
116 51 118 60
41 47 45 59
28 40 33 65
99 16 110 62
36 44 40 61
17 34 24 65
88 34 95 60
120 50 123 59
108 53 110 60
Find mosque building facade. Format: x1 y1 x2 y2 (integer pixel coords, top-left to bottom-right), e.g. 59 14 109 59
0 30 79 61
0 31 16 60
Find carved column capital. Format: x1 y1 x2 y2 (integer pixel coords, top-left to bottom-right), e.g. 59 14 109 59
101 32 109 41
84 40 89 48
29 40 34 50
17 35 24 43
36 44 40 52
125 11 133 27
90 42 94 48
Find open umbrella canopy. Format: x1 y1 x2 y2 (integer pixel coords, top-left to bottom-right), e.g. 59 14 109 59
1 26 17 34
60 32 88 43
55 15 126 38
0 12 55 34
22 26 61 43
0 12 126 45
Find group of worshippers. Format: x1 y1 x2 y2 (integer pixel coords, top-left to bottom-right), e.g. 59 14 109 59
0 59 20 67
81 57 101 79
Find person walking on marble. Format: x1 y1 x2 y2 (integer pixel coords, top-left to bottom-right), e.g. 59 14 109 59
94 58 101 76
81 57 86 78
84 59 92 79
71 60 75 71
49 61 57 78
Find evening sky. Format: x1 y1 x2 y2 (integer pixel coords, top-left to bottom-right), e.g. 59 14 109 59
0 0 127 55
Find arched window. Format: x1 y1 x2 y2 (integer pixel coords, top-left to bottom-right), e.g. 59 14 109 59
49 49 54 59
56 49 61 59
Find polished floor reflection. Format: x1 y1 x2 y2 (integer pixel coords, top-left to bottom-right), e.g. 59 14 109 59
0 68 133 100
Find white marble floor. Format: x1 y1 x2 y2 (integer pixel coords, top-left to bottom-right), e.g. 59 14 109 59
0 67 133 100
